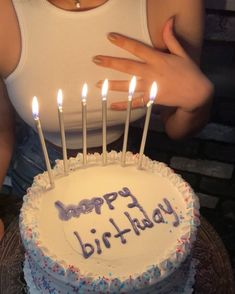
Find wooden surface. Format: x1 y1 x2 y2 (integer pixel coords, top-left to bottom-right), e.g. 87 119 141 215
193 217 235 294
0 214 234 294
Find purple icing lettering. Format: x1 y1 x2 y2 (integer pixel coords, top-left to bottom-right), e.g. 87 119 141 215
109 218 131 244
79 199 94 214
142 218 154 228
118 187 137 208
119 187 154 229
55 197 104 221
102 232 112 248
54 201 71 221
103 192 118 210
92 197 104 214
90 228 102 254
152 208 165 224
55 202 81 221
95 239 102 255
74 231 94 259
124 212 141 235
67 205 81 218
159 198 180 227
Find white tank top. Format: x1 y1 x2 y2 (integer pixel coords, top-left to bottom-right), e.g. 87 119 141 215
5 0 152 148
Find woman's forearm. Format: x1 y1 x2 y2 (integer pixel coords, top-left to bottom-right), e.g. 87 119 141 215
0 78 15 188
163 85 214 140
0 130 14 188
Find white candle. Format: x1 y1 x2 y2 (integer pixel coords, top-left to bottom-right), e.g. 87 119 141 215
32 96 55 188
102 79 108 165
121 76 136 166
138 82 158 169
81 83 88 165
57 89 68 174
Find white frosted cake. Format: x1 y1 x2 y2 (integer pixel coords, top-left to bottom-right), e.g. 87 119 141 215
20 151 200 293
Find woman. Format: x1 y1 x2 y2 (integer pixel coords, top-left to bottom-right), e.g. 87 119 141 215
0 0 213 239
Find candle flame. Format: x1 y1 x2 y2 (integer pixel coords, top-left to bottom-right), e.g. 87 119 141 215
102 79 109 101
32 96 39 119
82 83 88 103
128 76 136 100
57 89 63 108
149 81 158 102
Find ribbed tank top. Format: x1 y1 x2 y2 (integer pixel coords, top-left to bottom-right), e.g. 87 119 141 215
5 0 152 148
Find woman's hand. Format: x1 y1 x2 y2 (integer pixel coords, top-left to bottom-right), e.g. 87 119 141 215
93 18 213 113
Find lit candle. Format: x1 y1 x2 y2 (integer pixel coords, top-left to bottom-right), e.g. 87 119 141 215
138 82 158 169
32 96 55 188
81 83 88 165
121 76 136 166
57 89 68 174
102 79 108 165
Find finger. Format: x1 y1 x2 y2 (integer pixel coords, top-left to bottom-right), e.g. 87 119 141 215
131 96 149 108
97 80 129 92
93 55 147 76
110 95 148 110
110 100 129 110
107 33 162 62
96 79 147 92
163 17 188 58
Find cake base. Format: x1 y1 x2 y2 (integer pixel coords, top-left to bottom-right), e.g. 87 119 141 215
23 255 198 294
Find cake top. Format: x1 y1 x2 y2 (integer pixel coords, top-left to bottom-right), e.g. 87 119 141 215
20 151 200 292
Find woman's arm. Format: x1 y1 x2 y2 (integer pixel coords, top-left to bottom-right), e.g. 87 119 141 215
148 0 212 139
0 78 15 188
0 0 18 188
93 0 213 139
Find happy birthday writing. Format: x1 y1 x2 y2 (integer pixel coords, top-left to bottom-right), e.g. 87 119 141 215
54 187 180 259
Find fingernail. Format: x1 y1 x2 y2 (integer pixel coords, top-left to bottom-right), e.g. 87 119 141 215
169 16 175 30
108 33 118 42
96 81 102 88
110 103 119 109
110 103 125 111
93 56 103 64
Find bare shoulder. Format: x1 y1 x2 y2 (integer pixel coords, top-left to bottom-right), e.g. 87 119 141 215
0 0 21 78
147 0 204 63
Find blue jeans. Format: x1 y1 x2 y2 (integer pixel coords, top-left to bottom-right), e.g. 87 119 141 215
11 122 130 197
11 124 62 197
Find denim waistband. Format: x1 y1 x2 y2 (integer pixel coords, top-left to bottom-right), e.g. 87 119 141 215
11 124 126 197
11 125 62 197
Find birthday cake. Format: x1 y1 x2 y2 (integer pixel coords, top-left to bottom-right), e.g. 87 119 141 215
20 151 200 293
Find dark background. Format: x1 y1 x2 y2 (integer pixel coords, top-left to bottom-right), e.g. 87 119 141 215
0 0 235 289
